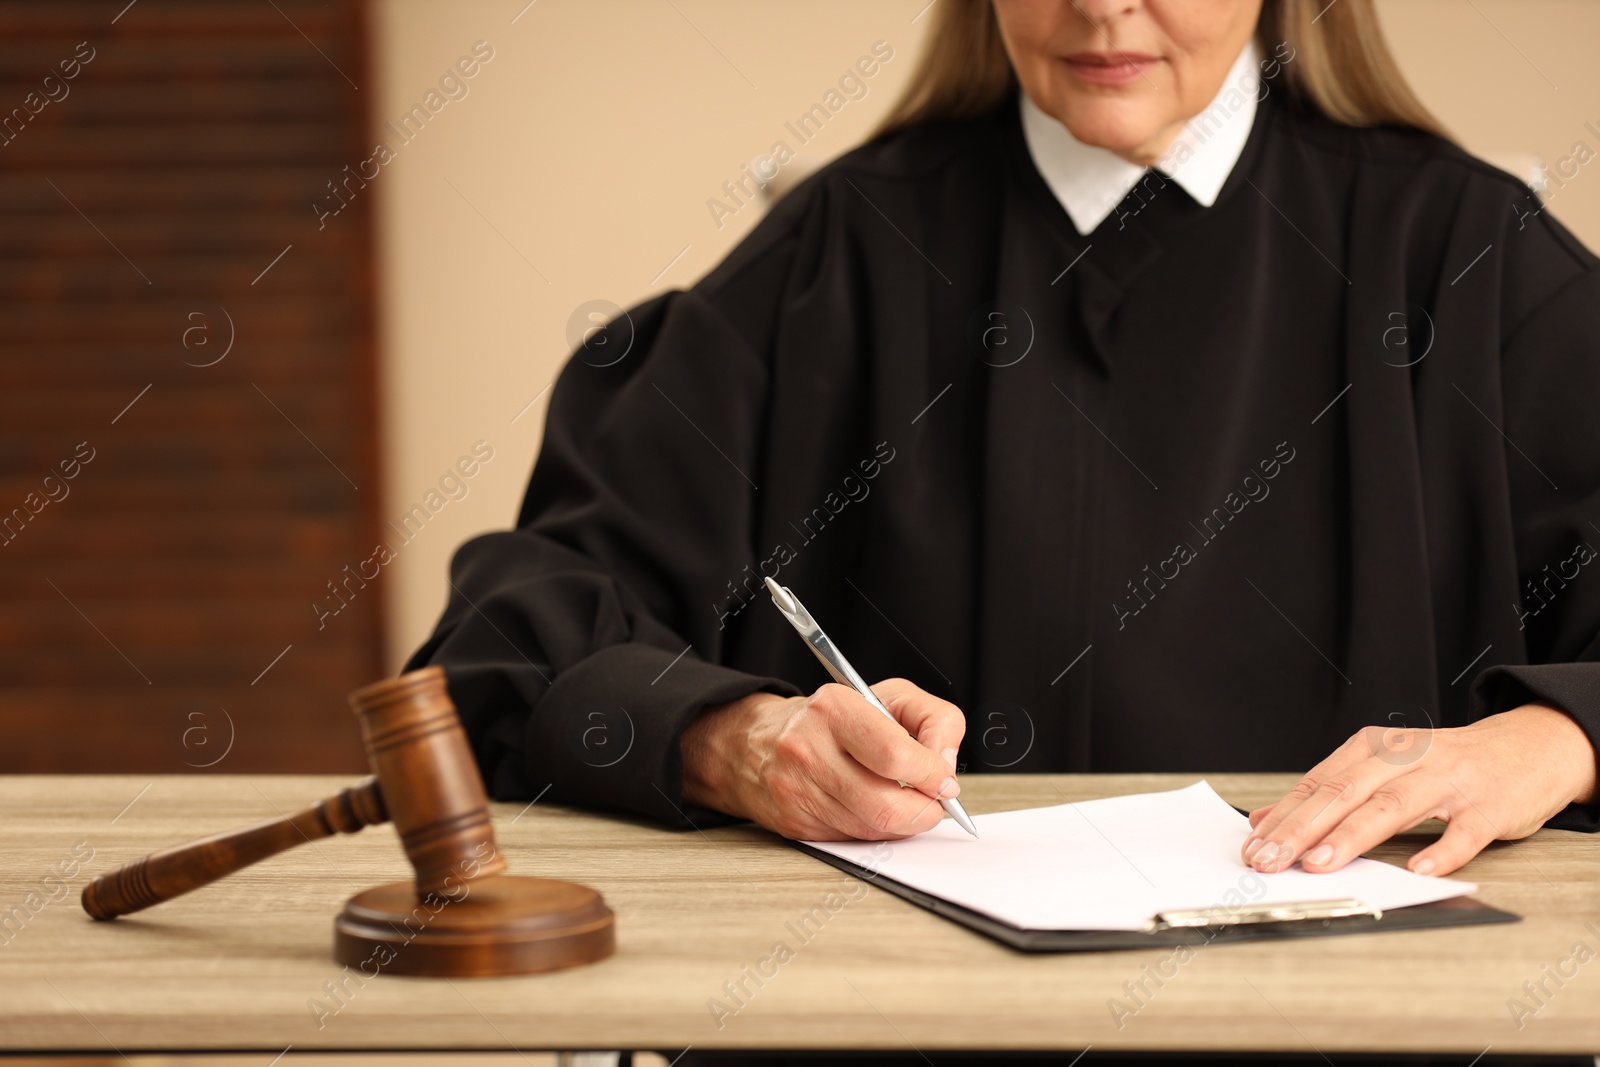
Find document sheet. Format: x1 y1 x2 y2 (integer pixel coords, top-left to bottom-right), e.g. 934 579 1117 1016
803 781 1475 931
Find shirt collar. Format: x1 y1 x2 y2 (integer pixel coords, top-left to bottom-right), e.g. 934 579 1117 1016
1020 40 1262 235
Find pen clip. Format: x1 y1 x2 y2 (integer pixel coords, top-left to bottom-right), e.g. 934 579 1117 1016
765 577 818 636
765 579 886 712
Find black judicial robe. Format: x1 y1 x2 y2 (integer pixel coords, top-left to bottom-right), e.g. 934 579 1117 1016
408 89 1600 833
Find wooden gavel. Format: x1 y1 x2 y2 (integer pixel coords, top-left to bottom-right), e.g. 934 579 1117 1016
82 666 614 977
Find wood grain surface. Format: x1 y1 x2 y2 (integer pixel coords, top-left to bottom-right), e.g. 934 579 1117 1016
0 0 380 776
4 774 1599 1055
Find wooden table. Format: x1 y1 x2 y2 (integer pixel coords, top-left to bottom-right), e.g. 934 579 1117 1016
4 774 1599 1056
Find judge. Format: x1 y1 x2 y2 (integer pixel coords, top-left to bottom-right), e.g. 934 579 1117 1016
409 0 1600 884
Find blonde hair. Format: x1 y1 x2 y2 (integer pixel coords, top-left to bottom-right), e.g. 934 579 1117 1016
876 0 1446 139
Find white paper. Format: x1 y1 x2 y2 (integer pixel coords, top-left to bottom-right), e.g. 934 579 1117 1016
804 781 1475 931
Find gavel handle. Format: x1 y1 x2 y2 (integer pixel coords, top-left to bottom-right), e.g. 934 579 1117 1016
82 778 388 920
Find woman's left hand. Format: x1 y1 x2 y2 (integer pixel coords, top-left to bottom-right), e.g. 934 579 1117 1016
1243 704 1599 877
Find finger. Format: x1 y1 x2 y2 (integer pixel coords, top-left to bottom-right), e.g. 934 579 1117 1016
1246 755 1410 873
788 778 908 842
804 742 947 839
1296 776 1450 874
872 678 966 772
1244 728 1396 866
765 730 928 841
1248 805 1273 828
822 685 960 800
1405 808 1497 878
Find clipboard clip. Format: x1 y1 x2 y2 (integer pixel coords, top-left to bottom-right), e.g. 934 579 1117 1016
1148 898 1383 932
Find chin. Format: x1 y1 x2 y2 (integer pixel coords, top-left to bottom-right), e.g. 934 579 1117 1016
1057 104 1165 157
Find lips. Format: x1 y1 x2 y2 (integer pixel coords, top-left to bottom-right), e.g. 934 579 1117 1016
1062 51 1160 87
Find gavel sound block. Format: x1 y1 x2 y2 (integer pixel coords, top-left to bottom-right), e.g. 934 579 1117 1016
81 666 614 977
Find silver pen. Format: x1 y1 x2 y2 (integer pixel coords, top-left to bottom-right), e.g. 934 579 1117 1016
764 577 979 838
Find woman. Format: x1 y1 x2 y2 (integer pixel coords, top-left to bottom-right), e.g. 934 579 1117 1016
409 0 1600 890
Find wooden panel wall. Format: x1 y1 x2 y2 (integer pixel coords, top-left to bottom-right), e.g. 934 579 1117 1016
0 0 380 773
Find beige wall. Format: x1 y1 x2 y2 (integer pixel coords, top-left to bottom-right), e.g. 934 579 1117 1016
1379 0 1600 237
371 0 1600 669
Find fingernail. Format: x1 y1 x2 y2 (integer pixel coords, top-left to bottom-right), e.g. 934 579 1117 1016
939 776 959 798
1252 842 1279 870
1305 844 1333 867
1412 857 1435 876
941 747 958 772
1243 837 1263 861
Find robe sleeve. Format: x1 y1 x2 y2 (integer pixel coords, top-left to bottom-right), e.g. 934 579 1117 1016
404 260 811 827
1467 205 1600 832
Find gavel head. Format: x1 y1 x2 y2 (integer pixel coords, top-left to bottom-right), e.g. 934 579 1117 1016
348 666 509 898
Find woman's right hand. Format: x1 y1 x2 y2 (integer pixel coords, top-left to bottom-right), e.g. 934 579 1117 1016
680 678 966 841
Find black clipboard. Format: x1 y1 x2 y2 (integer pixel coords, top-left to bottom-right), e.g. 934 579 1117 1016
793 842 1521 953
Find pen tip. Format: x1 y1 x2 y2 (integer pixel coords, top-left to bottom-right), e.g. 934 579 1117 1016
945 799 979 838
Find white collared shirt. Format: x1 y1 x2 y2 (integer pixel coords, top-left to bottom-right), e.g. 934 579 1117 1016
1020 41 1262 234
